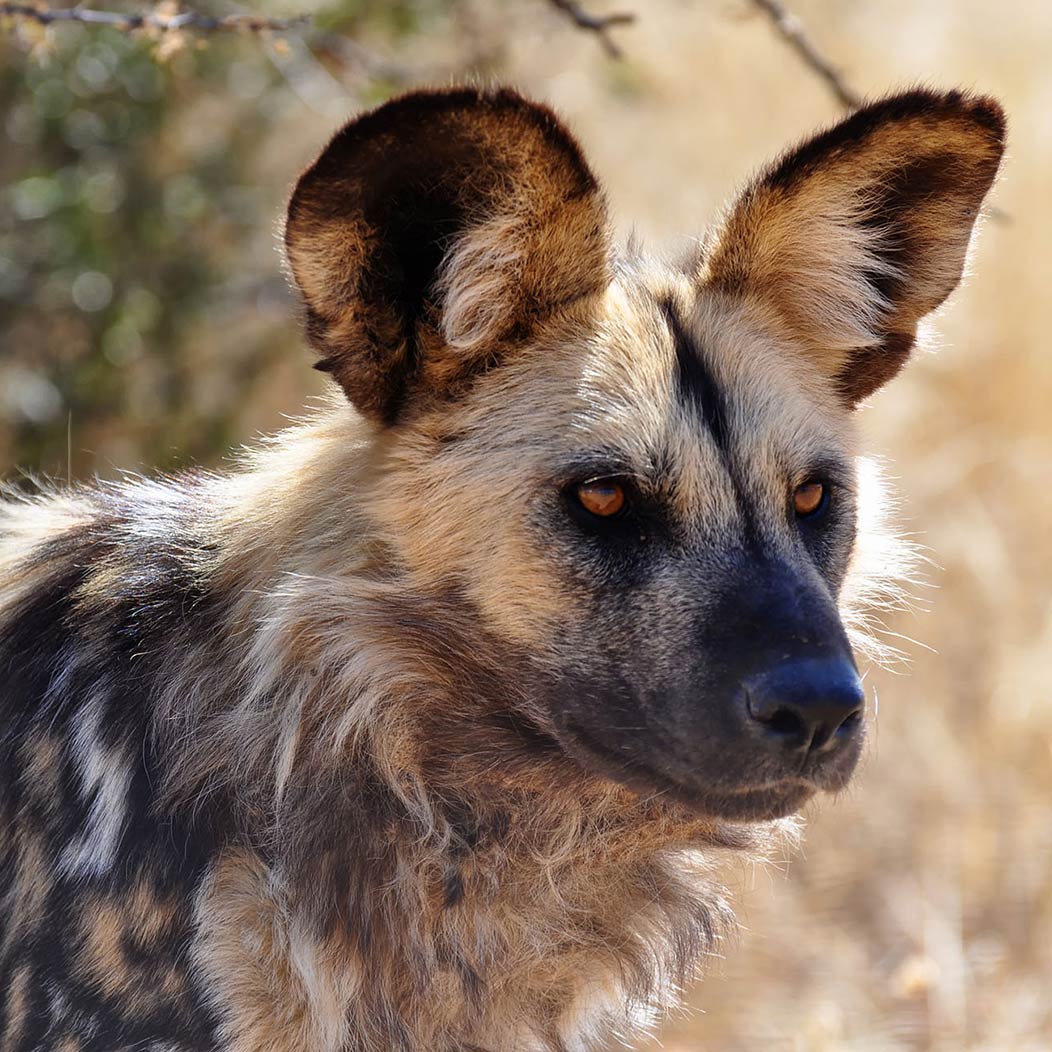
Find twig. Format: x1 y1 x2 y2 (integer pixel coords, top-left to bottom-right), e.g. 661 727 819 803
548 0 635 59
0 3 309 35
745 0 1008 223
746 0 860 109
309 29 414 87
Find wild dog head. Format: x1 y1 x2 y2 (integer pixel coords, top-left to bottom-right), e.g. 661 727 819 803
285 87 1004 821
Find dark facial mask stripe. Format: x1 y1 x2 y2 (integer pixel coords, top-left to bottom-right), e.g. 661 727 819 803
659 297 763 552
660 298 731 455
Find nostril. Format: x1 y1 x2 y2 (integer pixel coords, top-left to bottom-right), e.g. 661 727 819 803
749 701 807 742
838 709 862 734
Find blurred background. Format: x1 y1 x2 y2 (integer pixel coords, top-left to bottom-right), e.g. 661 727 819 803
2 1 1050 1048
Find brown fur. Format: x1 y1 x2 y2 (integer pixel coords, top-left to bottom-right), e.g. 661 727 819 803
285 88 610 423
0 86 1003 1052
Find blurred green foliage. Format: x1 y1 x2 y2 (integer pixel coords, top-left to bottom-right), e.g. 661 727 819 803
0 2 446 478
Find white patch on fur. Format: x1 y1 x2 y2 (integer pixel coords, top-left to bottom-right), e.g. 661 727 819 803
287 921 361 1050
842 455 926 666
44 980 70 1024
556 978 633 1052
0 488 94 617
192 852 361 1052
59 697 132 880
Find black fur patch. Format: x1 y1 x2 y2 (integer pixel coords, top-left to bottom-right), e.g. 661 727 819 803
661 298 731 455
659 298 762 550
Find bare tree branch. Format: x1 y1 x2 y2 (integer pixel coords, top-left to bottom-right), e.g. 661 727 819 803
746 0 861 109
548 0 635 59
0 3 308 35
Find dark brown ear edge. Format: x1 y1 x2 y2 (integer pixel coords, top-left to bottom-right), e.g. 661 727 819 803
833 331 914 405
762 87 1006 193
284 84 599 251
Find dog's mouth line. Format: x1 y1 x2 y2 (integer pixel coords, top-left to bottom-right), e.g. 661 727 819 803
557 718 818 802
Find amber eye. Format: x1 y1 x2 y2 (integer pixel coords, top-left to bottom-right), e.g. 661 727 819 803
575 479 627 519
793 480 828 518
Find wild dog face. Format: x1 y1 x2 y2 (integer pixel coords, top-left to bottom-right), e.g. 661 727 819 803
285 88 1004 821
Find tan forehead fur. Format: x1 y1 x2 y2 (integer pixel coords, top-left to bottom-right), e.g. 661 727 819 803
358 257 859 654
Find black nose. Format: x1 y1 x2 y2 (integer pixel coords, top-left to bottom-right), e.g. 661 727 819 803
744 656 864 755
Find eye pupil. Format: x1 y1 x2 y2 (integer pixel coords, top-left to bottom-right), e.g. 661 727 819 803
576 480 626 518
793 481 826 518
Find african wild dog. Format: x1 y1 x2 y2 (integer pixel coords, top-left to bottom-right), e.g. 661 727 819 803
0 86 1003 1051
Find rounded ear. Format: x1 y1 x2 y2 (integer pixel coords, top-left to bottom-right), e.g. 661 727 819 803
700 89 1006 405
284 87 610 424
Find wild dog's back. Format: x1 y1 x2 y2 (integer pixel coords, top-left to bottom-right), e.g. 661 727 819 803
0 483 228 1050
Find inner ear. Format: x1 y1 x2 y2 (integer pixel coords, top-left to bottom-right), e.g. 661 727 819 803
700 89 1005 406
284 87 610 424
